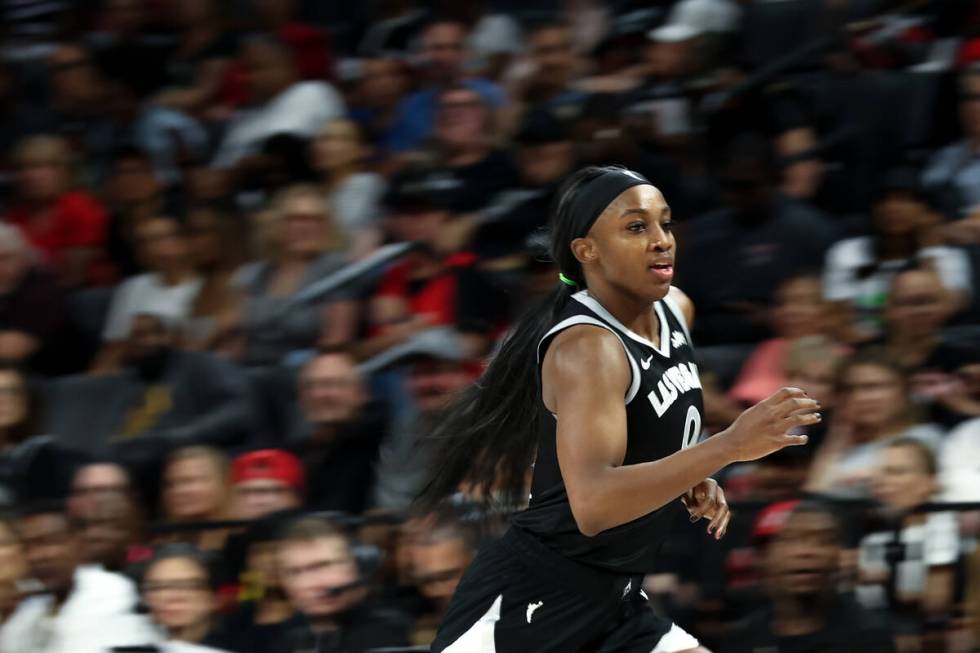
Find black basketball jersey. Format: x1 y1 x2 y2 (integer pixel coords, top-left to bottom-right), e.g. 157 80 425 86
511 289 705 575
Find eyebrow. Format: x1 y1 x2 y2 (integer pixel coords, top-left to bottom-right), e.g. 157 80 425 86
620 205 672 219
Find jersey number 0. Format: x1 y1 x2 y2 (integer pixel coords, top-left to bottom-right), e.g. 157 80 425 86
682 405 702 450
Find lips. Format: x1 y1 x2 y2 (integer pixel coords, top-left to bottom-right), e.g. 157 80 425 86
649 261 674 281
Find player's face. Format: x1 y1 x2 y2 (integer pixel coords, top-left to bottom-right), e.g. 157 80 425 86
577 185 675 301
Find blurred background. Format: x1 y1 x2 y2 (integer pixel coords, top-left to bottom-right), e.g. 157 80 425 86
0 0 979 651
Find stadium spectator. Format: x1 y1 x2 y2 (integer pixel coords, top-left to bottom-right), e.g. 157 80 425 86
275 515 410 652
141 545 232 651
371 330 476 510
386 19 505 153
293 348 386 515
161 446 231 551
807 349 944 499
923 64 980 216
5 135 108 287
0 515 25 624
0 224 70 373
0 501 157 651
94 216 201 373
231 449 304 521
153 0 238 119
729 274 834 407
212 36 345 172
235 185 356 366
676 133 839 352
407 509 476 646
67 461 132 521
0 365 48 501
347 56 412 155
859 438 958 642
310 118 386 258
723 500 896 653
252 0 335 82
184 207 246 353
823 168 973 341
429 84 519 214
939 417 980 502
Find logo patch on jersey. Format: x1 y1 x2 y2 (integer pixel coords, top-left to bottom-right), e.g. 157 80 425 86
640 355 653 370
671 331 687 349
526 601 543 623
647 361 702 417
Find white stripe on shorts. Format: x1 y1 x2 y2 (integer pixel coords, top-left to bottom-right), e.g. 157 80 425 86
442 594 502 652
651 623 700 653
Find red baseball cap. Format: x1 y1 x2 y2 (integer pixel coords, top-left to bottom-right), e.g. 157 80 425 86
232 449 305 491
751 499 800 545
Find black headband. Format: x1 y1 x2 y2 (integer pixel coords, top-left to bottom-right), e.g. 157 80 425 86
567 168 652 239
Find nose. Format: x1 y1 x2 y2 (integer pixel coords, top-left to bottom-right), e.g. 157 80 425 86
649 225 673 252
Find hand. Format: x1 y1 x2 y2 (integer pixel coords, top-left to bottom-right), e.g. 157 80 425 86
720 387 820 462
682 478 731 540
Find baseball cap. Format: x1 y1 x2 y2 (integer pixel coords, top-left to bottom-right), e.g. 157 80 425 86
666 0 741 35
359 327 467 374
751 499 800 546
648 22 702 43
383 166 460 213
232 449 305 491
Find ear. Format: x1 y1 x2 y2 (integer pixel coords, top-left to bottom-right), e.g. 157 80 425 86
570 236 596 264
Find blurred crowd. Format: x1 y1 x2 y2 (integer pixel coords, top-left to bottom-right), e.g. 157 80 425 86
1 0 980 651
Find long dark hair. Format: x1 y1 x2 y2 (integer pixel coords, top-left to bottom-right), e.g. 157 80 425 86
417 166 621 508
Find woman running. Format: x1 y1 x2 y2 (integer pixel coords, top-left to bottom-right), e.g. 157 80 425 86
420 166 822 653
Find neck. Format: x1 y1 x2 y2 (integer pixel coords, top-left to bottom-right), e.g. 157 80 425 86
585 283 660 343
771 593 827 636
878 234 916 260
159 267 191 286
309 615 338 634
445 143 487 167
324 166 356 187
853 418 906 443
171 619 210 643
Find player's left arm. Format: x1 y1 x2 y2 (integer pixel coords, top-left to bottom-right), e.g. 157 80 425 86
670 286 731 538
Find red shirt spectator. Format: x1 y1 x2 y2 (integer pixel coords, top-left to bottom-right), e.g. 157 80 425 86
6 135 109 286
374 252 477 329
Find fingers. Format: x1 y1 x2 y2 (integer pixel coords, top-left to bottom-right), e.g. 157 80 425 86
780 434 809 447
712 509 732 540
768 387 807 404
787 412 822 428
706 496 729 537
778 397 821 417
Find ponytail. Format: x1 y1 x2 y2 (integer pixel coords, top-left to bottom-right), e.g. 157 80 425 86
416 166 638 509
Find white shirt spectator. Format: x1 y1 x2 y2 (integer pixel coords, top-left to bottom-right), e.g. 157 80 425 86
857 511 960 608
213 81 347 169
0 565 159 653
103 273 202 342
939 417 980 502
822 236 972 337
813 424 945 500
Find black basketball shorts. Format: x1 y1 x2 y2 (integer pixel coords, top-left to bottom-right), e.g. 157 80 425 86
430 527 700 653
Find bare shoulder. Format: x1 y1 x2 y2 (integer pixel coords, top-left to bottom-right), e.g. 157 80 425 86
546 325 628 376
542 325 630 410
667 286 695 328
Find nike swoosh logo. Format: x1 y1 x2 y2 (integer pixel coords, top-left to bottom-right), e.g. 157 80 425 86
640 356 653 370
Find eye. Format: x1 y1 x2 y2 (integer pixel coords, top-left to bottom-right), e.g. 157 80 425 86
626 221 647 233
661 220 675 232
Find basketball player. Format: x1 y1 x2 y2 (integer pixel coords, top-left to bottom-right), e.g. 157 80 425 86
419 166 822 652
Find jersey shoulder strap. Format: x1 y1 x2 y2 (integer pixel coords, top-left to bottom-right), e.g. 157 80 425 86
661 293 692 344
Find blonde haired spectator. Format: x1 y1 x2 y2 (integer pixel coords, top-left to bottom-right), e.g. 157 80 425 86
5 135 109 287
233 184 357 365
